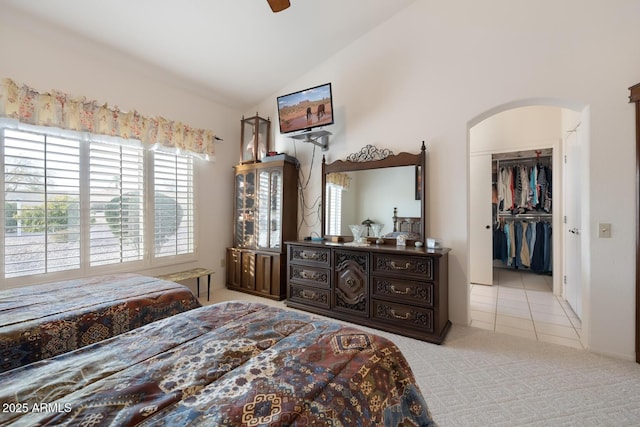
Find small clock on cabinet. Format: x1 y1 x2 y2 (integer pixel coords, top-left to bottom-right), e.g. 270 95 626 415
240 114 271 164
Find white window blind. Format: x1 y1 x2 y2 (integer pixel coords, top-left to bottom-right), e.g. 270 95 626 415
89 141 145 266
325 183 342 235
2 125 196 281
3 129 81 277
153 151 194 257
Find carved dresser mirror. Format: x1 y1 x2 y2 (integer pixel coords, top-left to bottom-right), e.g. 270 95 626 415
321 142 426 243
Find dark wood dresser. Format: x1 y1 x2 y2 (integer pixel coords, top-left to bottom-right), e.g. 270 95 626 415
286 241 451 344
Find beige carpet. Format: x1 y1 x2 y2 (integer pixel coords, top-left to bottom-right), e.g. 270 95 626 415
202 289 640 426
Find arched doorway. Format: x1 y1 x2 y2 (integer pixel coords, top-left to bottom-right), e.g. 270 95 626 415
467 98 589 349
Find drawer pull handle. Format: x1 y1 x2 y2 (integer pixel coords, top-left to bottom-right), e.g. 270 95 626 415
300 270 318 280
391 309 411 320
300 251 319 260
390 285 410 295
301 290 317 299
390 261 411 270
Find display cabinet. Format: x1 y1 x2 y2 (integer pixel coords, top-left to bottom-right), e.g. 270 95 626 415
226 157 298 300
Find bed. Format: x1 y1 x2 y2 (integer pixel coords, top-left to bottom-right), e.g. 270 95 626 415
385 207 422 241
0 273 201 373
0 301 436 426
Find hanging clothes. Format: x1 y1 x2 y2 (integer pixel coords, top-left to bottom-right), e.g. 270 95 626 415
492 155 552 274
536 165 552 212
493 218 552 274
496 161 552 214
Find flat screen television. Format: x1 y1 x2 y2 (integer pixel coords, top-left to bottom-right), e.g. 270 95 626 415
277 83 334 134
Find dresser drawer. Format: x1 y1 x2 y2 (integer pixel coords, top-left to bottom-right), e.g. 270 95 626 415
288 245 331 267
288 264 330 288
372 253 433 280
371 299 434 333
288 283 331 310
372 276 433 307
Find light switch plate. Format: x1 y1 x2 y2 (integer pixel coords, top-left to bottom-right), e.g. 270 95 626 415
598 223 611 238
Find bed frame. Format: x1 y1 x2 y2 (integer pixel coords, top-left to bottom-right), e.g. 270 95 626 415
392 207 422 235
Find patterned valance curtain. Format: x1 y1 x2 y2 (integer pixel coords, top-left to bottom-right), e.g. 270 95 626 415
0 78 218 160
326 171 351 190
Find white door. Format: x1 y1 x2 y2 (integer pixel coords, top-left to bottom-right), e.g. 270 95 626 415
470 153 494 285
564 130 582 318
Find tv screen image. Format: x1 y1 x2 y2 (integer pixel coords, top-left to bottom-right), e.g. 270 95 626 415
277 83 334 134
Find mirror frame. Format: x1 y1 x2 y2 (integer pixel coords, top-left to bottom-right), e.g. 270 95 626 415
321 142 426 242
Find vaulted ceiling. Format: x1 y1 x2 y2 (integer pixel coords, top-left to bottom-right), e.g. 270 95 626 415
0 0 416 109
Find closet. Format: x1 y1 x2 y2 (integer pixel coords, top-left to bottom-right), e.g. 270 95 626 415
492 149 552 275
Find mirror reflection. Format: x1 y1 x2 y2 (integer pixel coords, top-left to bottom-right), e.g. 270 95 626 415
325 166 421 237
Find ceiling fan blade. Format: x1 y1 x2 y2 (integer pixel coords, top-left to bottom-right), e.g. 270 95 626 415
267 0 290 13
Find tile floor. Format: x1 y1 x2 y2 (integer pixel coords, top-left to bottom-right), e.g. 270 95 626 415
470 267 583 349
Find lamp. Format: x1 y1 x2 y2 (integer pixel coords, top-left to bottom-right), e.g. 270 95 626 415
240 114 270 164
361 218 374 236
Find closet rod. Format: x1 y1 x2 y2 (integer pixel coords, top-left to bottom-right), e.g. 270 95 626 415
499 213 552 220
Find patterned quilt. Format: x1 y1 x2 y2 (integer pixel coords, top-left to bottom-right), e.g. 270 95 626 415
0 301 436 426
0 274 201 373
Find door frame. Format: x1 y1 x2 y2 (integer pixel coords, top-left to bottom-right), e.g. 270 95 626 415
629 83 640 364
562 121 583 318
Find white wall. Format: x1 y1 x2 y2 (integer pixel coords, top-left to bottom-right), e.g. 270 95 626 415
0 7 242 288
252 0 640 360
470 106 562 154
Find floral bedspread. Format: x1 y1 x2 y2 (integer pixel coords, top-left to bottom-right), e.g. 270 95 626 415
0 273 201 373
0 301 436 426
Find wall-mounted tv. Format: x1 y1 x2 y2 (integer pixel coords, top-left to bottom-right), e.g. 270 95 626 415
277 83 334 134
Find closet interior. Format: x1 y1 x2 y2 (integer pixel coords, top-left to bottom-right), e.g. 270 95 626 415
492 149 552 275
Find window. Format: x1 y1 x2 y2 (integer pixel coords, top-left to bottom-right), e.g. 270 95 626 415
154 151 194 257
3 129 81 277
325 183 343 235
89 141 145 266
2 126 195 280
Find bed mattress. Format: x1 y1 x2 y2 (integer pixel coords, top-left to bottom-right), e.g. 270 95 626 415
0 273 201 373
0 301 435 426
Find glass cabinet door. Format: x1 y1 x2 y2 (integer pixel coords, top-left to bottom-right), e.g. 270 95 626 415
269 170 283 249
256 169 283 250
235 171 255 248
